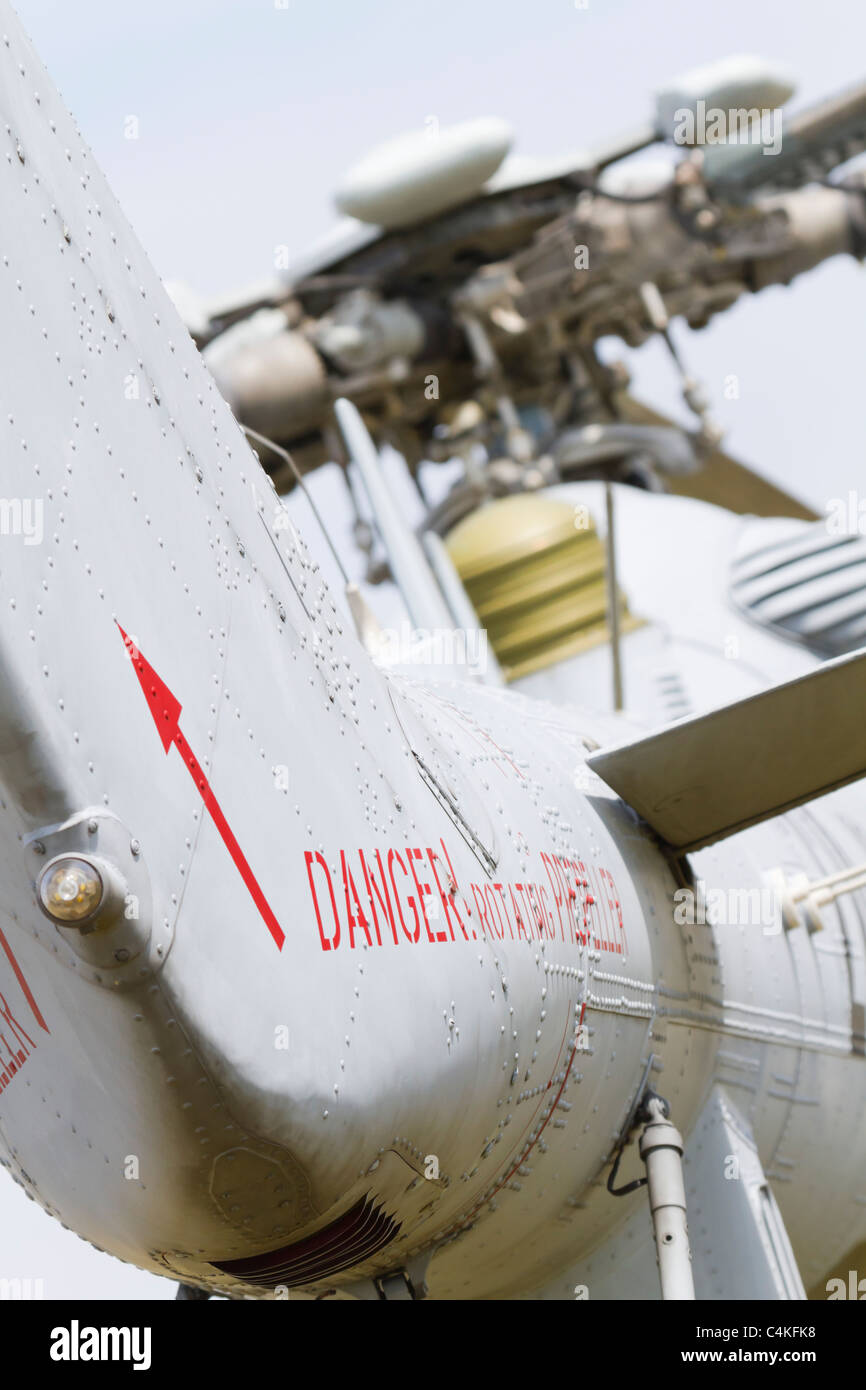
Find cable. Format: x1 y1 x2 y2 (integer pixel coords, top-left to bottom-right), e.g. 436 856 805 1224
241 423 351 586
607 1142 648 1196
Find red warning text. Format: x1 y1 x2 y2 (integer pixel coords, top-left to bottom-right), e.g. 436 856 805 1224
305 842 627 956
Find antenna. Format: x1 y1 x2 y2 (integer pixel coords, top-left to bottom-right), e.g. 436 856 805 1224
604 481 624 713
241 424 351 587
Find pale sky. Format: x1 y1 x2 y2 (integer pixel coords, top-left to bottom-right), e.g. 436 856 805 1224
3 0 865 1299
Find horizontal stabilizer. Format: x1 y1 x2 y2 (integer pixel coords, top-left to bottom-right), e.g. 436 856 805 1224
587 648 866 852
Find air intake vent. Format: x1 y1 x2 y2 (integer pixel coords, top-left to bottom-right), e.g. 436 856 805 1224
730 523 866 656
211 1197 399 1289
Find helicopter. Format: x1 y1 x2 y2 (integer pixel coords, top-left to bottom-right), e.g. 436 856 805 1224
1 3 866 1306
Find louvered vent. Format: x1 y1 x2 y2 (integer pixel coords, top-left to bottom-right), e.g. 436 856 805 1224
730 525 866 656
212 1197 399 1289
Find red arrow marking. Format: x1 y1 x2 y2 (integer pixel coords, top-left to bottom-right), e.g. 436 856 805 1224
117 624 285 951
0 926 50 1034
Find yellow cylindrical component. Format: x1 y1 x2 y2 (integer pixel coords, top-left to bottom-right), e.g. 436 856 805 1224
445 494 641 680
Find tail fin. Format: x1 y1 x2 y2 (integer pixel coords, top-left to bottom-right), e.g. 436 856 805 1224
0 3 394 903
